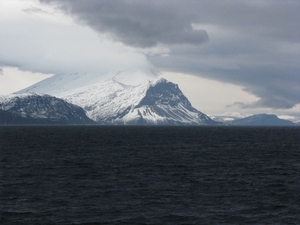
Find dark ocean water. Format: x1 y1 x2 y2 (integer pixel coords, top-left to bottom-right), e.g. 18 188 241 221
0 126 300 225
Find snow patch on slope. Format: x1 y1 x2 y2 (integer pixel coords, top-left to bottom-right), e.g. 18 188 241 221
19 69 158 96
64 78 156 121
18 69 161 121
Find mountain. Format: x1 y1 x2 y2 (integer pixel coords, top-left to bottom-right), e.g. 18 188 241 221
0 94 94 125
18 69 218 125
229 114 294 126
99 79 217 125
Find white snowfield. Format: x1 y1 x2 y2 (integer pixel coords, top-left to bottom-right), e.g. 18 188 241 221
18 69 215 125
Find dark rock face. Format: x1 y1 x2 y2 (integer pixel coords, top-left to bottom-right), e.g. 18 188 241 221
108 79 219 125
0 109 35 124
230 114 294 126
137 80 191 108
0 94 94 125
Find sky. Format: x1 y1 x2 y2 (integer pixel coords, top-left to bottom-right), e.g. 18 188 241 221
0 0 299 118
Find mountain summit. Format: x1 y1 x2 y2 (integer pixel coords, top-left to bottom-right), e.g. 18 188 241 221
18 69 218 125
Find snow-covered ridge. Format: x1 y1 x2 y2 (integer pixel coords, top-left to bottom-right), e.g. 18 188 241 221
17 69 217 125
18 69 159 97
0 93 47 107
18 69 162 121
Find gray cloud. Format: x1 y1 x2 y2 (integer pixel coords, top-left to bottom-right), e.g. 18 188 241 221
151 48 300 109
40 0 300 46
39 0 209 47
33 0 300 110
0 4 150 77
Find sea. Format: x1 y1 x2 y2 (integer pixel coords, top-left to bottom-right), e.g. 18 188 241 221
1 126 300 225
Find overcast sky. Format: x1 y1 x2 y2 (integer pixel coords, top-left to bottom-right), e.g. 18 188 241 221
0 0 299 117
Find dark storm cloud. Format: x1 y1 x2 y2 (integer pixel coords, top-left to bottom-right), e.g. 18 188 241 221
150 41 300 109
39 0 300 110
40 0 209 47
39 0 300 47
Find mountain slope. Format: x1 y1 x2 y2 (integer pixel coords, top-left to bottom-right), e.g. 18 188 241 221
0 94 94 124
0 109 38 125
18 69 218 125
107 79 217 125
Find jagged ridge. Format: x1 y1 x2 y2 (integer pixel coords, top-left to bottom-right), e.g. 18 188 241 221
106 79 217 125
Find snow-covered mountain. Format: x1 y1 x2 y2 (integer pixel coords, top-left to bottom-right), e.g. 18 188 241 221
18 69 218 125
0 93 94 124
